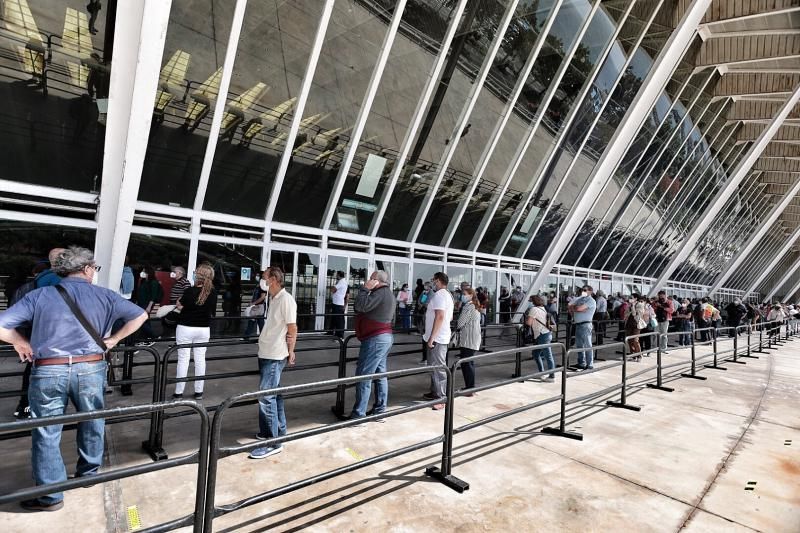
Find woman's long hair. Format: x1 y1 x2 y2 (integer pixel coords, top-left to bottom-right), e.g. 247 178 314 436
194 264 215 305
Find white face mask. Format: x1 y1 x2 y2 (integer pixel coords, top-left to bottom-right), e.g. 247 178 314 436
140 272 147 279
260 279 268 292
581 291 588 297
170 272 177 279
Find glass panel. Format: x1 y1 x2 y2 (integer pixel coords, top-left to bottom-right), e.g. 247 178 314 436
196 240 260 335
269 250 295 294
412 261 441 289
418 0 557 246
349 257 369 295
272 0 401 227
202 0 325 218
0 1 115 192
445 265 471 293
328 1 461 234
139 0 236 207
0 222 94 310
296 252 320 330
376 0 511 241
475 268 496 320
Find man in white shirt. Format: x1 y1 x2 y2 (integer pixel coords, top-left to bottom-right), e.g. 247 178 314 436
422 272 454 410
330 270 348 338
250 266 297 460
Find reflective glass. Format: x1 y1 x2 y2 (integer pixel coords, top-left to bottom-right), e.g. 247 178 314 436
202 0 324 218
196 240 260 321
376 0 511 241
0 1 114 192
272 0 401 227
139 0 236 207
328 1 461 234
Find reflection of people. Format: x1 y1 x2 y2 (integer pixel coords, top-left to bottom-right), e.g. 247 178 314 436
0 246 147 512
86 1 102 35
136 266 163 341
244 276 267 337
396 283 411 329
251 267 297 459
330 271 347 338
222 278 242 333
173 264 217 400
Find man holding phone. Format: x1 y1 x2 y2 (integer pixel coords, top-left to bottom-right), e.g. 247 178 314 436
422 272 454 410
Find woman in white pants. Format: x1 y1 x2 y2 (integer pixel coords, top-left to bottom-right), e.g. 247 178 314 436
173 264 217 400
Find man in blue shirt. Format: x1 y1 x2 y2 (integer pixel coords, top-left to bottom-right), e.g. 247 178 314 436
0 247 147 512
569 285 597 370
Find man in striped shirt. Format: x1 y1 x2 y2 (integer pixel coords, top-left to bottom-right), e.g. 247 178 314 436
169 266 191 305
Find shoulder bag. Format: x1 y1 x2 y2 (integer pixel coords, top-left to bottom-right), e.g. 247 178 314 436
55 285 108 354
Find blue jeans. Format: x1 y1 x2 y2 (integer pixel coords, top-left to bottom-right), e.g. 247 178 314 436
399 307 411 329
575 323 594 368
351 333 393 418
244 317 264 337
533 332 556 378
680 321 692 346
257 358 287 443
28 361 107 504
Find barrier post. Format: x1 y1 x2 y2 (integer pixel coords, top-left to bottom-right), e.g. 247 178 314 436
739 325 758 359
681 329 707 380
512 327 523 378
542 345 583 440
728 329 746 365
606 341 641 411
331 336 350 418
425 367 470 492
646 334 674 392
704 328 727 371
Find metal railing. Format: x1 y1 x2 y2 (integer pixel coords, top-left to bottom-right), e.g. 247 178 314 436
0 400 209 533
203 366 467 532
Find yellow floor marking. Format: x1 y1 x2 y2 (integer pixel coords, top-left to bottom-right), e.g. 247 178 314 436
127 505 142 531
345 447 363 461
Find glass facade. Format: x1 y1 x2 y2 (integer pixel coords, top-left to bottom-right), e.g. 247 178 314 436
1 0 791 310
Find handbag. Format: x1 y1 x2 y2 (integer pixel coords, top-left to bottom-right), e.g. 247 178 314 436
649 315 658 329
247 303 265 317
55 285 108 354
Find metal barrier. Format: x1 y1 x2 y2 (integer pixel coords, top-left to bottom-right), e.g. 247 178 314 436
714 326 747 366
144 334 343 461
679 327 714 380
203 366 467 532
449 343 581 439
0 400 209 533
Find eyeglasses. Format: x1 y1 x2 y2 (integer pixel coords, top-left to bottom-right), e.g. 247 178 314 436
86 264 101 272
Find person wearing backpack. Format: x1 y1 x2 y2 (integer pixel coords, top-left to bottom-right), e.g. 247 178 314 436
527 295 556 382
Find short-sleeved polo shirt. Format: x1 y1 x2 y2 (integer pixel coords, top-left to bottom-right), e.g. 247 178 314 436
258 288 297 360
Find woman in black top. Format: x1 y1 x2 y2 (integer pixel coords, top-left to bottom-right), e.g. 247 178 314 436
173 264 217 400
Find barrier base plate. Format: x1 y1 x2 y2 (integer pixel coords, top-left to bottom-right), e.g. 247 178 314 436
425 466 469 493
703 364 727 371
330 406 348 421
646 384 674 392
680 373 707 380
738 354 759 359
141 441 168 462
541 426 583 440
606 400 641 411
727 360 747 365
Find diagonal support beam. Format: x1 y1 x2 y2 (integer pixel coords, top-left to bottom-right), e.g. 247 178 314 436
764 254 800 301
782 273 800 303
649 81 800 296
708 176 800 295
511 0 714 316
743 223 800 298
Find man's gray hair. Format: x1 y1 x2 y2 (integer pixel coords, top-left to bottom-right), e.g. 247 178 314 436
172 266 186 276
373 270 389 284
54 246 95 275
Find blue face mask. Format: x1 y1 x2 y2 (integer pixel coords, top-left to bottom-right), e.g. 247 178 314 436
461 295 470 304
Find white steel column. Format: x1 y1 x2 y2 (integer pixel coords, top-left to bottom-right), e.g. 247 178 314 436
708 176 800 295
782 271 800 302
187 0 249 275
94 0 172 290
649 82 800 296
263 0 335 227
512 0 713 315
764 255 800 300
743 224 800 298
321 0 408 230
408 0 520 242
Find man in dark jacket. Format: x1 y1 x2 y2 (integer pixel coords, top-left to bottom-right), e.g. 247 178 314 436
726 298 748 336
349 270 395 421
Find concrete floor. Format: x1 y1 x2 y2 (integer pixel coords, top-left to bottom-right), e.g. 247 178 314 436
0 330 799 532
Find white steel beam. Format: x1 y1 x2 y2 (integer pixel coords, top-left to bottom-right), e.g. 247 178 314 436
743 223 800 298
782 273 800 302
94 0 172 291
512 0 714 315
765 255 800 300
708 176 800 295
650 82 800 296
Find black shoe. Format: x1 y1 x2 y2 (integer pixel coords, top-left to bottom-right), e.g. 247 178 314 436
14 406 31 419
172 393 183 399
20 498 64 512
193 392 203 400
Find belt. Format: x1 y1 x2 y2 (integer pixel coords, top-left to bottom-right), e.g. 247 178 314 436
34 354 105 366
